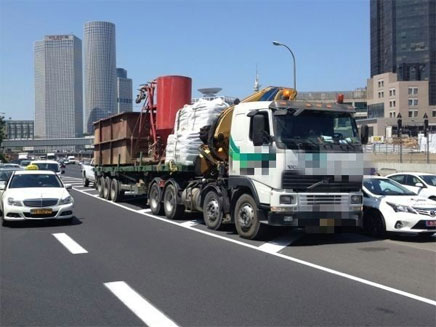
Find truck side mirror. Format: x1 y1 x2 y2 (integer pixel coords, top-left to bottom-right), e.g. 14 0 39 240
360 124 369 145
252 115 266 146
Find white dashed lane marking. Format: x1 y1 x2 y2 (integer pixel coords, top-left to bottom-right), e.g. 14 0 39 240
52 233 88 254
105 281 179 327
179 220 200 228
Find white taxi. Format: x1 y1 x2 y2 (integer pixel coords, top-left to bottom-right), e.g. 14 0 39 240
363 176 436 238
1 170 74 225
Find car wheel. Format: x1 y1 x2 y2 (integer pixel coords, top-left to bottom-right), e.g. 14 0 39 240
363 210 386 238
234 194 263 240
83 174 90 187
149 183 164 215
163 183 184 219
203 190 223 230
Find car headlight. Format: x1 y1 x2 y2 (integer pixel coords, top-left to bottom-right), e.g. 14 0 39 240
386 202 416 214
7 197 22 206
280 195 296 204
351 195 363 204
59 196 73 205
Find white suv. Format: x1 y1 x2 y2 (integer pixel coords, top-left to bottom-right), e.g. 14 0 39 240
387 172 436 201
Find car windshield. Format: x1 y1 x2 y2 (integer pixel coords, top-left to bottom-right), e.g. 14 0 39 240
20 160 31 167
274 110 360 150
33 163 60 173
0 171 13 182
420 175 436 186
9 174 62 188
364 178 416 196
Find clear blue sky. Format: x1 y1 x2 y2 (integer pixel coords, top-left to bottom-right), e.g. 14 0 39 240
0 0 370 120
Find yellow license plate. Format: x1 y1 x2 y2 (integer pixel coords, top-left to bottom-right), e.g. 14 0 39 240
30 208 53 215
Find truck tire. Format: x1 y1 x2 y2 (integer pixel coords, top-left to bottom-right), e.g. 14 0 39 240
83 173 90 187
103 176 112 200
234 194 263 240
363 210 386 238
163 183 184 219
97 176 105 198
149 183 164 215
203 190 223 230
110 178 122 202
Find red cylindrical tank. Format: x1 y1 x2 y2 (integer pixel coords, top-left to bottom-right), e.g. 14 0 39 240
156 76 192 141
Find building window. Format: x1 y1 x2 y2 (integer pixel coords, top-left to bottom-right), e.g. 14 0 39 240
409 98 418 106
408 87 418 95
432 111 436 118
408 110 418 118
389 111 396 118
378 80 384 88
389 88 396 97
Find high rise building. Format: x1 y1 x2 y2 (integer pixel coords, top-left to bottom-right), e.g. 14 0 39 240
5 120 34 140
116 68 133 113
370 0 436 105
34 35 83 138
84 21 117 133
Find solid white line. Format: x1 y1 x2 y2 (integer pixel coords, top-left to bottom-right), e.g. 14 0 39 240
73 187 95 191
104 281 179 327
52 233 88 254
72 188 436 307
258 233 302 254
179 220 199 228
138 209 151 213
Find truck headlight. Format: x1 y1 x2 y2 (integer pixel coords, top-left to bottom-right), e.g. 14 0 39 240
351 195 363 204
7 197 22 206
59 196 73 205
280 195 295 204
386 202 415 214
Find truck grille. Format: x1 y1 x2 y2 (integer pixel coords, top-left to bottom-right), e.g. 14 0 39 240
300 194 348 205
282 173 362 192
23 199 59 207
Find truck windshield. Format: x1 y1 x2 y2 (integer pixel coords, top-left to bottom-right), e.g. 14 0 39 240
274 110 360 150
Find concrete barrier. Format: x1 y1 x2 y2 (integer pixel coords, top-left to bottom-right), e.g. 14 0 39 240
373 162 436 175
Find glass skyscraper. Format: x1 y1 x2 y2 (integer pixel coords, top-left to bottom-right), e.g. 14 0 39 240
370 0 436 104
84 21 117 133
116 68 133 113
34 35 83 138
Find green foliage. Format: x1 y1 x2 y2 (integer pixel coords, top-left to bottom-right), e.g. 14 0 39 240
0 115 5 145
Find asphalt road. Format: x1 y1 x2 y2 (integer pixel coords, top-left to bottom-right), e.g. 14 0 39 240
1 165 435 326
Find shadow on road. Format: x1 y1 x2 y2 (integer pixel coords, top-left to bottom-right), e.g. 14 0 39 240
2 216 82 229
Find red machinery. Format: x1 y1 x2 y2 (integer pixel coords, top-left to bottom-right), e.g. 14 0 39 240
135 75 192 161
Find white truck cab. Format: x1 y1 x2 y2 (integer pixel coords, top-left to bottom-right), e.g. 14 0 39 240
227 100 364 234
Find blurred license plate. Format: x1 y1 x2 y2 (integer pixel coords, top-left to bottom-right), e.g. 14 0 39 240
426 220 436 227
31 208 52 215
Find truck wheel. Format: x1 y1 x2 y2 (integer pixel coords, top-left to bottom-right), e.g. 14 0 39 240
163 184 184 219
110 178 122 202
97 176 105 197
234 194 263 240
83 173 90 187
149 183 164 215
103 176 112 200
203 190 223 230
363 210 386 238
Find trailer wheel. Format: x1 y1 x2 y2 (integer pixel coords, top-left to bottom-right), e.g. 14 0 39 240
97 176 105 197
163 184 184 219
103 176 112 200
110 178 122 202
149 183 164 215
234 194 263 240
203 190 223 230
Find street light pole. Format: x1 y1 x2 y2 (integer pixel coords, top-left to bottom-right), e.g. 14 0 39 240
272 41 297 90
397 114 402 163
424 113 429 164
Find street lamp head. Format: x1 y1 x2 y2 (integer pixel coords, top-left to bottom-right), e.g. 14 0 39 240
423 113 428 119
272 41 281 46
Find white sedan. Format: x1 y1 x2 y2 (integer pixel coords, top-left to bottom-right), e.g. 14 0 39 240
363 176 436 238
1 170 74 226
387 172 436 201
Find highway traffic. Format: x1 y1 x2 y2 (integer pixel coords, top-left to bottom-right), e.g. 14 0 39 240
1 164 435 326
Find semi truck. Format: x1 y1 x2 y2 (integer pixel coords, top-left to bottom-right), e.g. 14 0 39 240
93 75 368 239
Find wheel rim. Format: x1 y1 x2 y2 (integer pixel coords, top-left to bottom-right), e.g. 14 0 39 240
238 203 254 231
150 186 159 210
111 182 116 199
165 188 175 213
206 198 220 223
